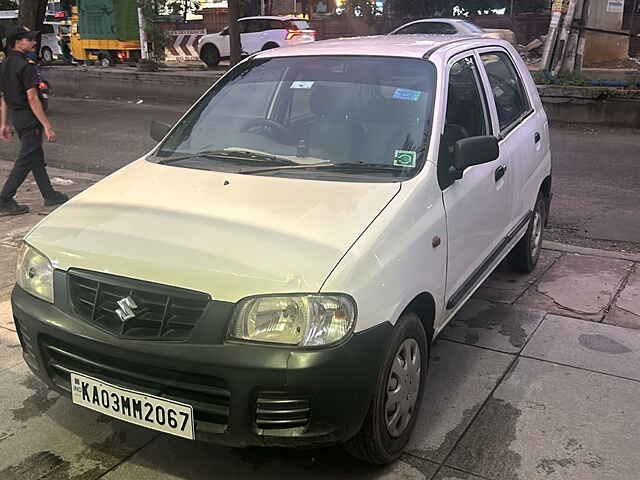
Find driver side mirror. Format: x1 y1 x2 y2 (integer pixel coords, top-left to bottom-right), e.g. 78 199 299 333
150 120 171 142
449 135 499 181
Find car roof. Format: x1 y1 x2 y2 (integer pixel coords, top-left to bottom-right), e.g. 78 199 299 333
254 35 499 60
239 16 305 21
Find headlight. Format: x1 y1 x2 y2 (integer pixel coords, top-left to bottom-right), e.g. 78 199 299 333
228 294 356 347
16 242 54 303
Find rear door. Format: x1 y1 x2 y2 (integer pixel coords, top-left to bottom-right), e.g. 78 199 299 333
440 53 513 312
241 19 267 54
476 47 544 233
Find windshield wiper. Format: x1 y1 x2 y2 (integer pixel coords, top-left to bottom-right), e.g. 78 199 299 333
156 148 300 166
241 162 408 175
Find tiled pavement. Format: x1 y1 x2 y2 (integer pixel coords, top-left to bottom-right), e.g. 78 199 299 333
1 163 640 479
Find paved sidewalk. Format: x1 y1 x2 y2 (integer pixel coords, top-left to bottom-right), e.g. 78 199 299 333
1 164 639 479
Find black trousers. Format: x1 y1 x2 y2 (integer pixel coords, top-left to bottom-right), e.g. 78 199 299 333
0 110 55 202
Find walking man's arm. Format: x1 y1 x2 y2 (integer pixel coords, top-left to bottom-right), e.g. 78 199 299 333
0 97 10 141
26 88 56 142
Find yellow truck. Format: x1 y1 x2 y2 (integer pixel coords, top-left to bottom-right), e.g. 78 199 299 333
70 0 141 66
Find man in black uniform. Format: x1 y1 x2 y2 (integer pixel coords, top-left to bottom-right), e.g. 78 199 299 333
0 26 67 216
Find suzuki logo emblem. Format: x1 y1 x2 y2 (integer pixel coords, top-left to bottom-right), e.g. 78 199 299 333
115 297 138 322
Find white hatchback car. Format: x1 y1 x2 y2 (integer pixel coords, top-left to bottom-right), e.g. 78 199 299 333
198 16 316 67
13 36 551 464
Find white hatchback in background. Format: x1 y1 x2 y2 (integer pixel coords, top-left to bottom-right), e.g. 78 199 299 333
40 22 64 63
390 18 516 44
198 16 316 67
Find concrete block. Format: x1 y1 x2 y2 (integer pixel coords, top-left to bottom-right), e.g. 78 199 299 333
407 340 514 462
515 254 632 320
0 364 156 479
101 434 437 479
523 314 640 381
474 250 561 304
605 266 640 328
447 357 640 480
441 299 545 354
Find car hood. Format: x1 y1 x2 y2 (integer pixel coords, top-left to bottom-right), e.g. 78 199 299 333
26 160 401 302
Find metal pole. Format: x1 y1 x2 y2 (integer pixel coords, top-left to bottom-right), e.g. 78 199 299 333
137 7 149 60
630 0 639 45
229 0 242 66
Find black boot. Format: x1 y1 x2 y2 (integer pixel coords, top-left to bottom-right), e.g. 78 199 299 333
0 199 30 216
44 191 69 207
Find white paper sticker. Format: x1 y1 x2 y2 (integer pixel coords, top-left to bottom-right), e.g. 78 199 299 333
606 0 624 12
291 81 314 89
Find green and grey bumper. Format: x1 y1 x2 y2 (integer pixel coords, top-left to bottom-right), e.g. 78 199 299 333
10 275 391 448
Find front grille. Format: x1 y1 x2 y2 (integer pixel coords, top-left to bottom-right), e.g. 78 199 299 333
255 391 310 431
68 270 209 341
40 336 230 433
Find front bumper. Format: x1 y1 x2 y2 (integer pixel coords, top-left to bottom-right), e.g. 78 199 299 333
11 283 391 448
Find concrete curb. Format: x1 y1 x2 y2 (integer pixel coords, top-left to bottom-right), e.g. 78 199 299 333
543 240 640 263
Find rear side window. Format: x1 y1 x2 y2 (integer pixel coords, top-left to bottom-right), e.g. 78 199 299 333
41 24 55 34
268 20 284 30
480 52 531 131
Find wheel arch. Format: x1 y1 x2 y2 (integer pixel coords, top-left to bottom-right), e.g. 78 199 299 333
399 292 436 345
539 174 552 225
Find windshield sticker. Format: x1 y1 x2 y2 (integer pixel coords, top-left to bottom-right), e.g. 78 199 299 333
291 81 315 89
394 150 417 168
393 88 422 101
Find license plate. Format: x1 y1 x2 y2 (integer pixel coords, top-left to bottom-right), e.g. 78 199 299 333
70 371 195 440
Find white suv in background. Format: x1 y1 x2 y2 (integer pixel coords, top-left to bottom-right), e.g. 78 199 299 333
198 16 316 67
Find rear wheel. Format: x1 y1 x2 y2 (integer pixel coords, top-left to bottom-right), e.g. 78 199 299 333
200 44 220 67
98 52 112 67
261 42 279 50
41 47 53 64
346 312 428 464
509 194 546 273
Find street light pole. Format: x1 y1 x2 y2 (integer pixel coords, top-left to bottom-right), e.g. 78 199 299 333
228 0 242 66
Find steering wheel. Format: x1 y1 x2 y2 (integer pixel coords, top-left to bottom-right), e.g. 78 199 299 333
242 118 288 141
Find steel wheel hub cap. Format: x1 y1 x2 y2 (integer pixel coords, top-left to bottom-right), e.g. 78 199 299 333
385 338 421 438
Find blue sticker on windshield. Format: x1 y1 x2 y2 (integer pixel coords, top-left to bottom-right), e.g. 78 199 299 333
393 88 422 101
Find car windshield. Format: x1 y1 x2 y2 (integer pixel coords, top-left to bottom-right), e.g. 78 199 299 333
155 56 437 181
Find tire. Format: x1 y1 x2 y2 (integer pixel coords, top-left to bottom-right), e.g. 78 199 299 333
200 44 220 68
98 54 112 67
509 194 547 273
261 42 279 51
41 47 53 64
346 312 428 464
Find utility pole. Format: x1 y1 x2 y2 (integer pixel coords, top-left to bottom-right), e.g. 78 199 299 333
229 0 242 66
137 7 149 60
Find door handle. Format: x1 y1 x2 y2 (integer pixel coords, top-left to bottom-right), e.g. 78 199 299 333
495 164 507 182
534 132 541 143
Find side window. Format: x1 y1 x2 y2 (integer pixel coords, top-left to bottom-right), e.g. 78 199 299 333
42 24 55 34
246 20 265 33
426 22 457 34
438 56 490 188
269 20 284 30
480 51 530 131
237 21 248 34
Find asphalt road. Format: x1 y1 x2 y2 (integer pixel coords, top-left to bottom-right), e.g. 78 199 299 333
0 97 638 252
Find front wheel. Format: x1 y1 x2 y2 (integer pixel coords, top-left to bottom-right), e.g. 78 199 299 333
200 44 220 67
509 194 546 273
346 312 428 464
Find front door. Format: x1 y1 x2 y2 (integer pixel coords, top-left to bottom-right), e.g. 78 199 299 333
439 53 513 313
